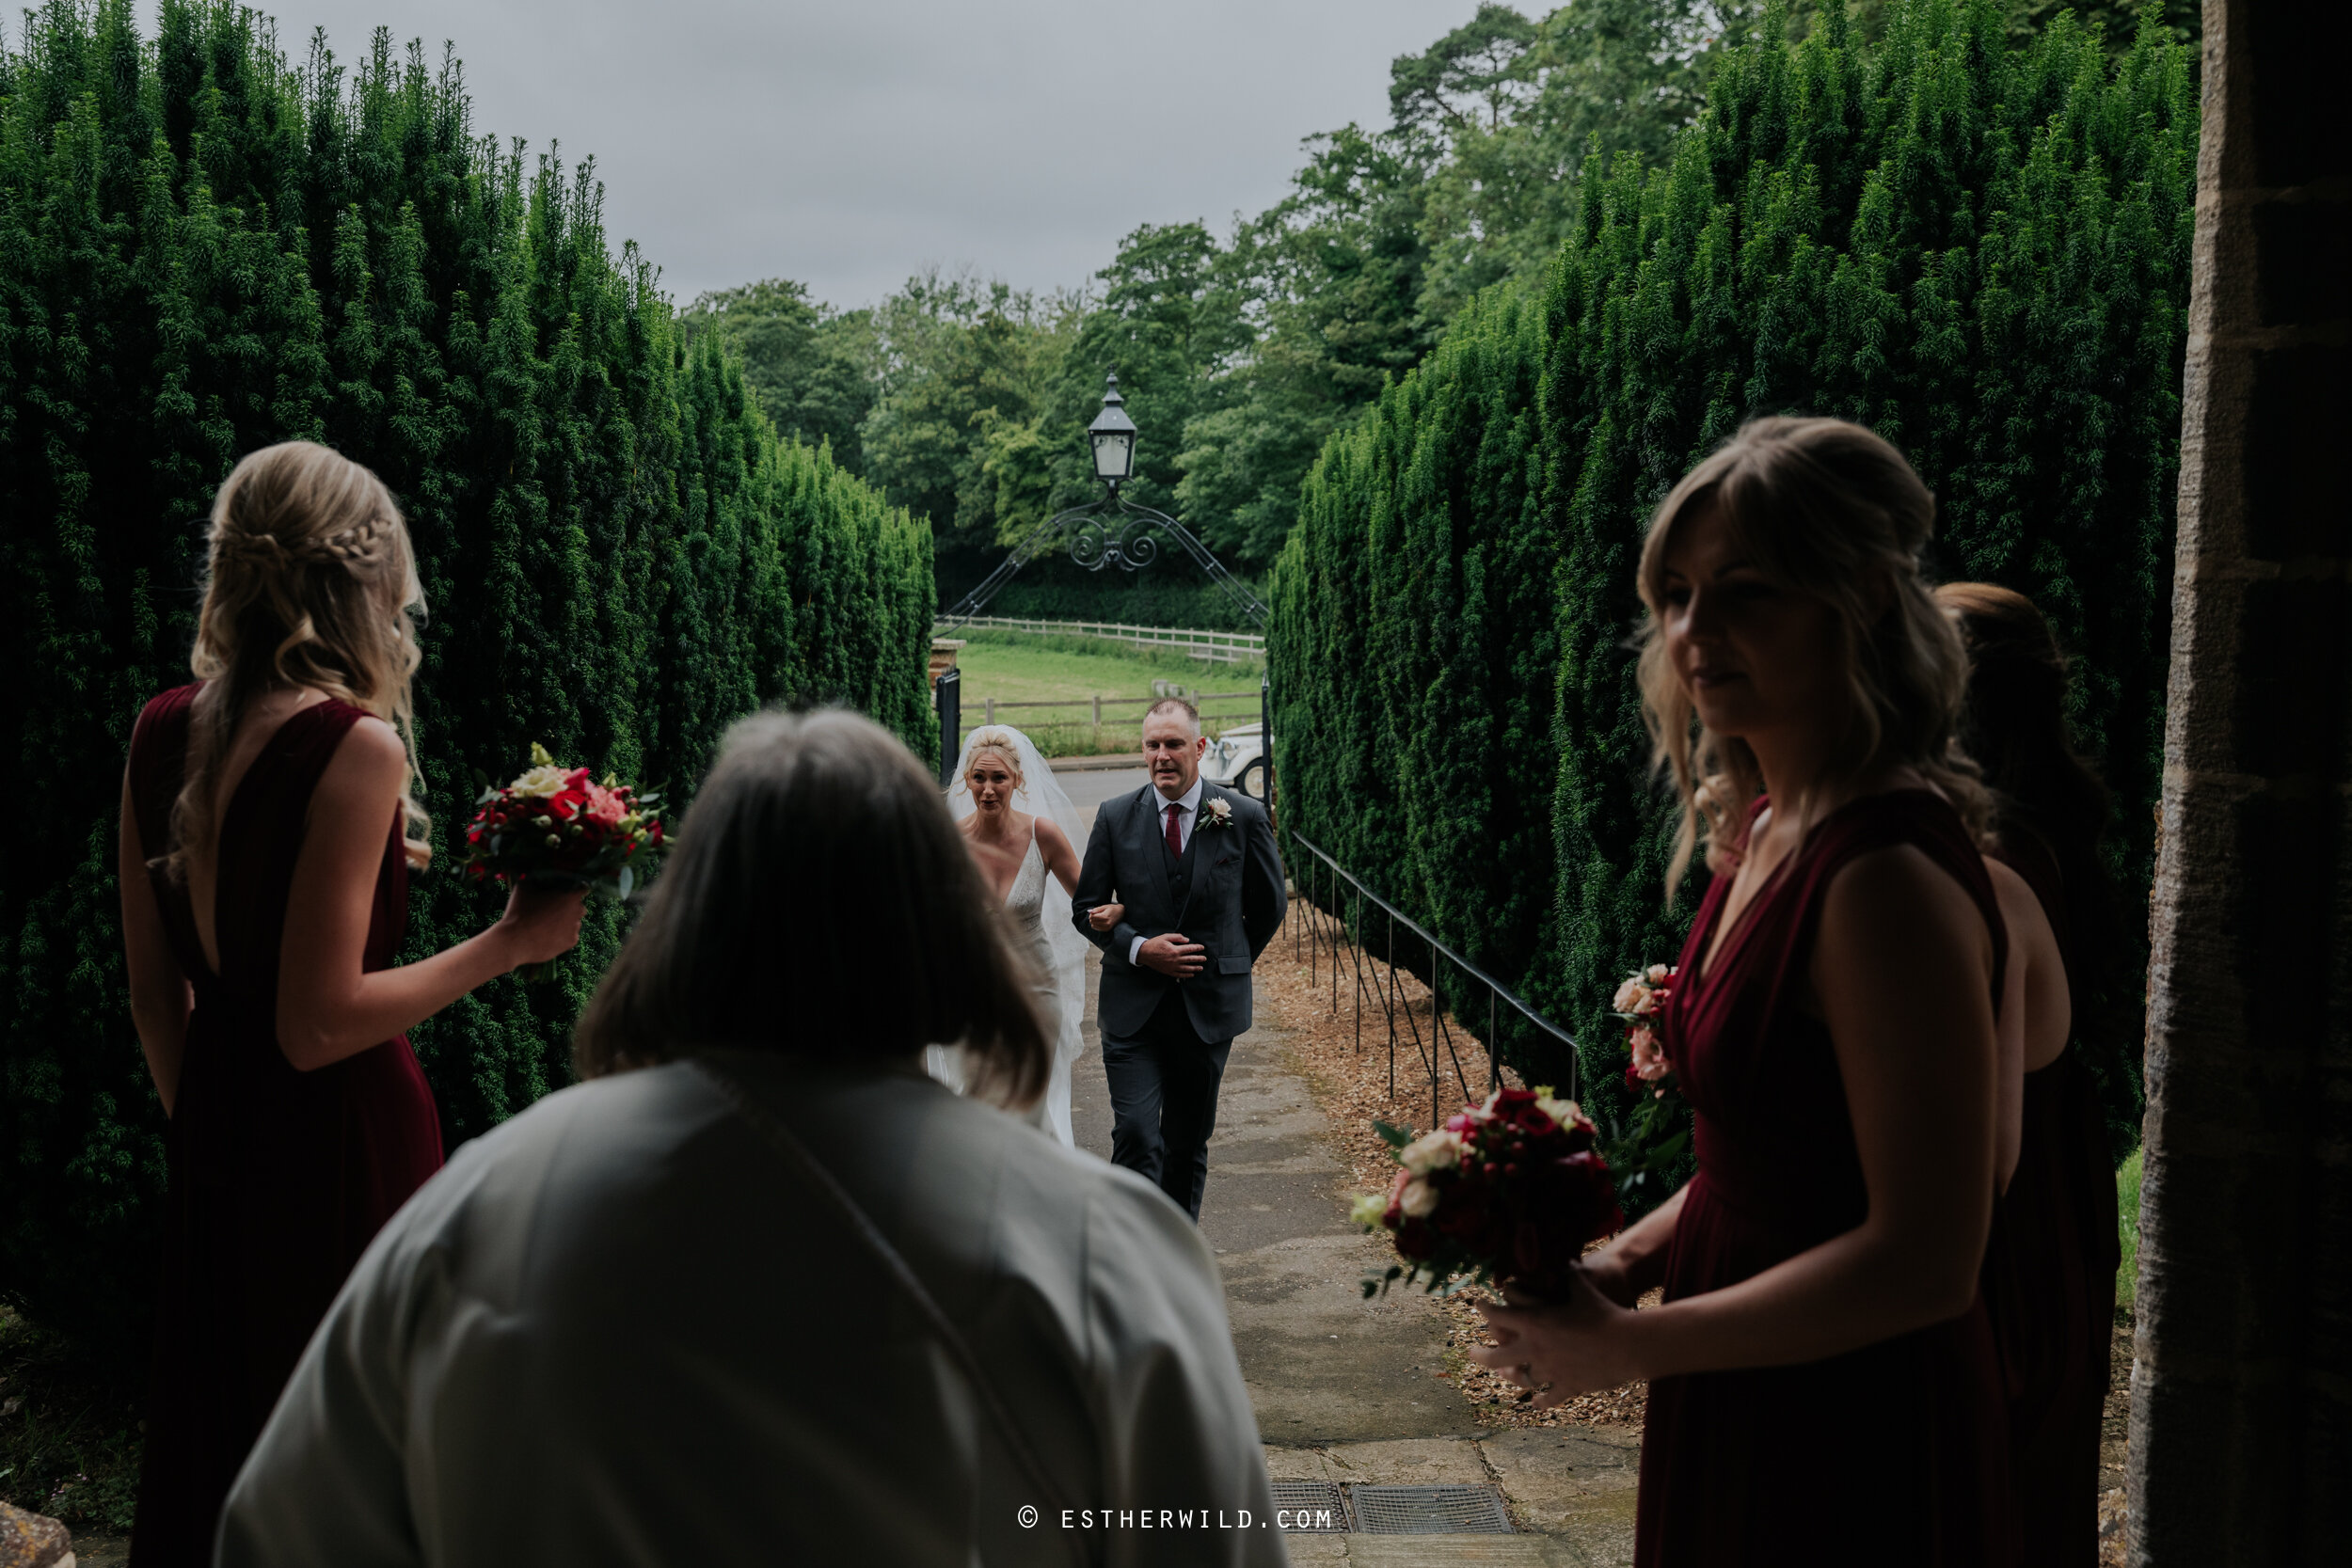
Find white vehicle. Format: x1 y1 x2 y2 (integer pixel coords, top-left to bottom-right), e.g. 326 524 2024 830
1201 721 1269 802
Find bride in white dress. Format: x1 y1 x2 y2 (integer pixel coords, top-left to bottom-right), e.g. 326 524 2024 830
931 726 1091 1145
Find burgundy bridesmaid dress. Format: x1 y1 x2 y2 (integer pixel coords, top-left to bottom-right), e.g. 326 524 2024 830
125 684 444 1565
1980 834 2121 1566
1635 791 2016 1568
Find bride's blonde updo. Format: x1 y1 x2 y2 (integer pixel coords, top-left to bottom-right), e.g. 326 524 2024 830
962 729 1027 793
166 441 430 879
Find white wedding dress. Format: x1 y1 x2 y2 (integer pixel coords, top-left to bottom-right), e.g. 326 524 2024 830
928 728 1087 1147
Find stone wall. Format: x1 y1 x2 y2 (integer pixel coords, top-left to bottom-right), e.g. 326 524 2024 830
2132 1 2352 1561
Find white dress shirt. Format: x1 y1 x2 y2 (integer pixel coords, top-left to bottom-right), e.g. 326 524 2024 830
1129 776 1204 967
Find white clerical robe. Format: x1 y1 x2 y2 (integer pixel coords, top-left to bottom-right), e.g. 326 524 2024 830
217 1051 1286 1567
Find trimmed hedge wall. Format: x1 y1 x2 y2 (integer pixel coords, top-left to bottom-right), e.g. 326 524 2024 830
0 0 933 1360
1270 0 2195 1157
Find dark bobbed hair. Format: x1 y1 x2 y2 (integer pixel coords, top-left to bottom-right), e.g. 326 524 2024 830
1935 581 2116 969
574 708 1050 1105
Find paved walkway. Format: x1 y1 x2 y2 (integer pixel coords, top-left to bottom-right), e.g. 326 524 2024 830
1070 775 1638 1566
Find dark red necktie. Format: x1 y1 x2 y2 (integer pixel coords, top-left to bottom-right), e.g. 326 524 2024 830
1165 801 1184 857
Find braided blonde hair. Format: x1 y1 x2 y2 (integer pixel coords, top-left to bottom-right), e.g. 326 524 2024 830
164 442 430 880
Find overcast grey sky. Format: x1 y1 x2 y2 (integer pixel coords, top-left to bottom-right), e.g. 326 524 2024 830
140 1 1460 309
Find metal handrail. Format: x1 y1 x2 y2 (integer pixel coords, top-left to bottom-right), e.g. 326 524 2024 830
1284 828 1578 1124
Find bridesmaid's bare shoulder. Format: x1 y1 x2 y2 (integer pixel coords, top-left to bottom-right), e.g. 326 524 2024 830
315 714 407 806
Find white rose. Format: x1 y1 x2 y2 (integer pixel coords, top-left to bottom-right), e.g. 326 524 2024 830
510 764 572 799
1399 1128 1468 1176
1398 1176 1439 1219
1534 1095 1585 1131
1613 976 1649 1014
1646 963 1673 985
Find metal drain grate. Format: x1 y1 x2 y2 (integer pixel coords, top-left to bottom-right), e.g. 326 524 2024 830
1346 1483 1513 1535
1268 1479 1351 1531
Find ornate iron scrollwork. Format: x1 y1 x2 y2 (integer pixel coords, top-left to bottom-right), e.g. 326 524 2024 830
1067 508 1166 573
938 489 1266 630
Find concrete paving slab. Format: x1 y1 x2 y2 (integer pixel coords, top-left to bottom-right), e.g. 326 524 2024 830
1263 1438 1492 1487
1478 1429 1639 1564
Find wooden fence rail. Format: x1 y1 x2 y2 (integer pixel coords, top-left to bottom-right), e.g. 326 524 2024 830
961 689 1259 734
937 615 1266 662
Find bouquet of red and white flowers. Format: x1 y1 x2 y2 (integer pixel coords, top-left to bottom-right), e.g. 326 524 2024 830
1612 963 1678 1098
461 742 667 904
1353 1086 1621 1301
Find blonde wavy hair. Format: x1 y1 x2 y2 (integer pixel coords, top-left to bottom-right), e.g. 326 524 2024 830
1635 417 1985 895
164 442 430 880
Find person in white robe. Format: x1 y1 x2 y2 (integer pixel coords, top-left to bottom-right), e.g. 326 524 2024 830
215 709 1283 1568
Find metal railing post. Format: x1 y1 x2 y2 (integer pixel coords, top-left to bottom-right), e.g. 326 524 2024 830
1330 876 1340 1016
1430 936 1441 1128
1260 673 1272 799
1353 887 1364 1055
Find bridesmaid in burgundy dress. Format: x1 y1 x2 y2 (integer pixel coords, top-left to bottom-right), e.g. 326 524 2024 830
1473 419 2016 1565
1940 582 2122 1566
117 442 586 1565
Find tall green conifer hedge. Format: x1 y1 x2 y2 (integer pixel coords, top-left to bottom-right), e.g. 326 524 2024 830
0 0 934 1358
1271 0 2194 1157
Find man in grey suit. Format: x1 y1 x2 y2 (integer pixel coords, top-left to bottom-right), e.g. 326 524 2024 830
1073 697 1287 1220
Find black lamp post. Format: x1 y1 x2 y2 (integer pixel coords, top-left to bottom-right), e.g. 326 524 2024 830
1088 372 1137 487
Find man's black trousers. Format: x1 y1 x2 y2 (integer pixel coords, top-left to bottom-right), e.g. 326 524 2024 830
1101 984 1232 1221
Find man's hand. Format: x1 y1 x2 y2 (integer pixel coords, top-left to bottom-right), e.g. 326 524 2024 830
1136 933 1206 978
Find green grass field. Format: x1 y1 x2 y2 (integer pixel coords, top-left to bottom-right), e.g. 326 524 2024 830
946 629 1263 758
2116 1146 2143 1315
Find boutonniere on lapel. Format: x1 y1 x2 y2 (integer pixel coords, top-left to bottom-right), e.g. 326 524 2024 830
1200 797 1235 831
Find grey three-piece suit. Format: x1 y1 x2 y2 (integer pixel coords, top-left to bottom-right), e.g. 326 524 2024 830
1072 781 1286 1219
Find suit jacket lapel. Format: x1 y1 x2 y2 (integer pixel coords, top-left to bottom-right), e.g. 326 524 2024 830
1136 784 1177 925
